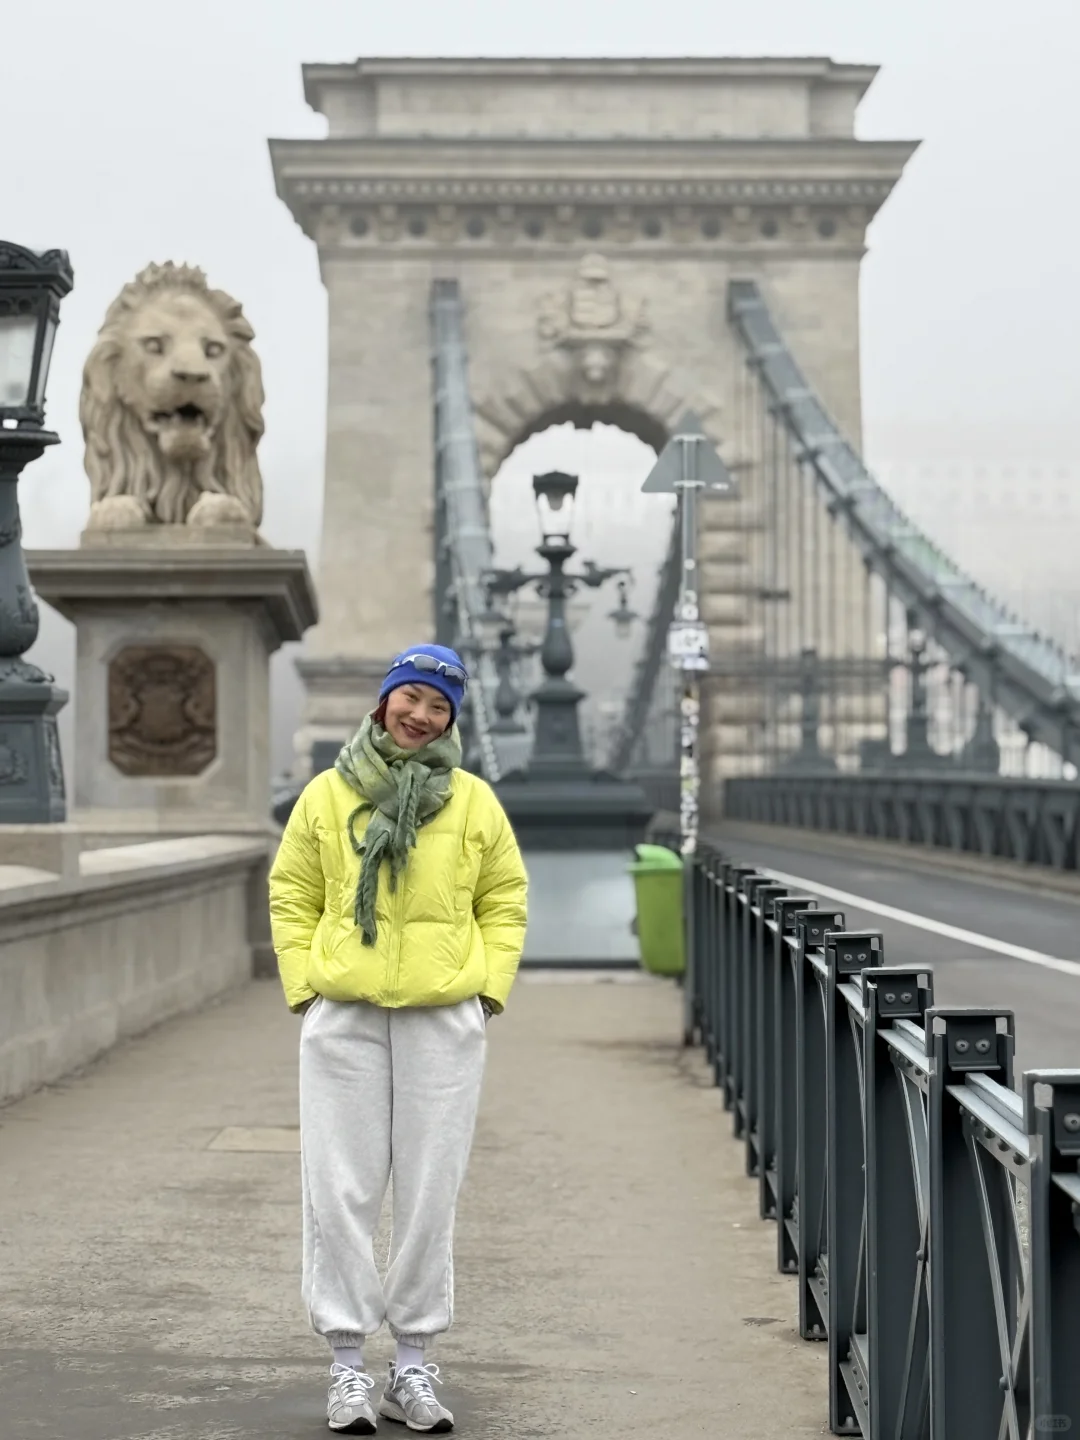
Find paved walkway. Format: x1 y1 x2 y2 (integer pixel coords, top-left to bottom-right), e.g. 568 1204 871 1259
0 973 825 1439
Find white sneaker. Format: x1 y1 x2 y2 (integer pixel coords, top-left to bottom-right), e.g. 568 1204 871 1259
379 1363 454 1433
327 1363 378 1434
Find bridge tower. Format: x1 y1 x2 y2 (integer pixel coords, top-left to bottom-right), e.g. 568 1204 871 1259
271 57 916 782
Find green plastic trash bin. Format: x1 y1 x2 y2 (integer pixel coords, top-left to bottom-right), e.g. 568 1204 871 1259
629 843 685 978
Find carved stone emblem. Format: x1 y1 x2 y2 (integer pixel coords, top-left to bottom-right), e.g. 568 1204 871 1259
537 253 650 401
108 645 217 777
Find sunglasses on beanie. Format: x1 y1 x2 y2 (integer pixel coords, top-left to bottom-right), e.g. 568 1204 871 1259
388 654 469 688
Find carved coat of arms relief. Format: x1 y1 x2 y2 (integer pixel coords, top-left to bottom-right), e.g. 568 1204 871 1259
537 254 650 403
108 644 217 777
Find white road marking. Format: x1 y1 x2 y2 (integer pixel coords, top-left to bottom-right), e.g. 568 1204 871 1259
761 866 1080 979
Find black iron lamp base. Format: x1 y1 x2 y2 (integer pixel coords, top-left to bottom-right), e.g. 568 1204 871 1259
496 767 652 851
0 665 68 822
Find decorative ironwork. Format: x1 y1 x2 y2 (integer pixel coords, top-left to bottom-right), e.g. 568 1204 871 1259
45 721 65 806
108 644 217 777
0 733 28 786
0 242 72 276
681 837 1080 1438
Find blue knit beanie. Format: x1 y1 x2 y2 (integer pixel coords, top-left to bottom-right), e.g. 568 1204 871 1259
378 644 469 722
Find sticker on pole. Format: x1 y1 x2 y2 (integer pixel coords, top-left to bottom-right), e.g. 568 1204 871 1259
668 621 709 670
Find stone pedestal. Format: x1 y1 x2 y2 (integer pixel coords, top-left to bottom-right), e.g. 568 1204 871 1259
293 655 386 781
27 528 318 841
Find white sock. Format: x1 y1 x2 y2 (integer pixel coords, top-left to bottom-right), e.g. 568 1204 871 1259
332 1345 364 1371
395 1341 425 1372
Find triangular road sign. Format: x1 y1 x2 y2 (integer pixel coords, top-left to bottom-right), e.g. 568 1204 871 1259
641 411 737 495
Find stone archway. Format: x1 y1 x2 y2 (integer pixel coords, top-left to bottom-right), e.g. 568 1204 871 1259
487 414 665 769
469 254 725 479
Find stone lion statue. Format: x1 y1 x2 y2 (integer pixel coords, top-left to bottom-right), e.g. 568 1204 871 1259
80 261 264 529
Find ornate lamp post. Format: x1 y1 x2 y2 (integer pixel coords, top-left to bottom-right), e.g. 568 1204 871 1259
492 470 650 849
487 471 631 773
782 647 837 773
872 609 954 771
891 613 952 769
961 687 1001 774
0 242 73 821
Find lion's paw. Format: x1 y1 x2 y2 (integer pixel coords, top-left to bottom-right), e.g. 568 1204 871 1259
186 493 252 527
86 496 150 530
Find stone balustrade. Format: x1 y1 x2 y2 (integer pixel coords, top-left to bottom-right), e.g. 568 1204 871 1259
0 834 272 1106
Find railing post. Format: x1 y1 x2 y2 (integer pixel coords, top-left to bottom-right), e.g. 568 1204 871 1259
927 1008 1015 1439
864 967 934 1440
698 846 721 1079
712 858 733 1093
773 899 818 1273
722 865 756 1113
741 875 776 1162
682 847 699 1047
796 908 845 1340
1026 1069 1080 1439
752 883 788 1194
697 843 724 1083
710 850 726 1088
730 869 762 1138
825 931 885 1435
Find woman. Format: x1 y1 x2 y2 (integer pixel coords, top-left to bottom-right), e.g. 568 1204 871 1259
269 644 528 1434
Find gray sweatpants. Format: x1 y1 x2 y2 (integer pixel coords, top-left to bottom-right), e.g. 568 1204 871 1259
299 995 487 1348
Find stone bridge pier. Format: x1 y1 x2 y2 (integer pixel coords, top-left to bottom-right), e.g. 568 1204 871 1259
270 56 915 785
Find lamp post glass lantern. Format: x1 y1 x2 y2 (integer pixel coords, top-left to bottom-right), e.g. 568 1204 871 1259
532 470 577 546
0 243 71 429
0 241 75 822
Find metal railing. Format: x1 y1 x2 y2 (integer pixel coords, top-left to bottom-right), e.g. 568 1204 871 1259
430 278 501 782
685 838 1080 1438
725 773 1080 873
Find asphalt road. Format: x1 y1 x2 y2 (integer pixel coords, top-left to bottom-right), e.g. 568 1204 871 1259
714 828 1080 1076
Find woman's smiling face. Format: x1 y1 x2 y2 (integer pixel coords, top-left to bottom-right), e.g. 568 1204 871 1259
382 683 453 749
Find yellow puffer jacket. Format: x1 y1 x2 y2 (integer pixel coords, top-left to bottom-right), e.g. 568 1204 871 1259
269 766 528 1014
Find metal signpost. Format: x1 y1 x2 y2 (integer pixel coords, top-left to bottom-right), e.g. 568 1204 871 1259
642 412 736 1039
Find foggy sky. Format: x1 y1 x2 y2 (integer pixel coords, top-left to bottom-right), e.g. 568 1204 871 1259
3 0 1076 774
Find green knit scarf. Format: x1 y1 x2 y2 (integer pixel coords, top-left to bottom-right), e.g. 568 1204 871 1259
335 713 461 946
